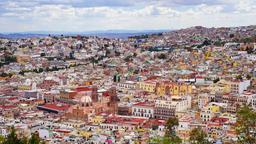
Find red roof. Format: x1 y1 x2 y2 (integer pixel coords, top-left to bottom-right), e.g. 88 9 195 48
105 115 147 125
133 102 154 107
75 87 92 92
210 117 229 123
54 129 71 133
196 76 204 79
38 103 70 112
142 119 166 128
0 105 17 110
7 97 18 101
145 76 159 81
208 123 222 127
103 91 110 97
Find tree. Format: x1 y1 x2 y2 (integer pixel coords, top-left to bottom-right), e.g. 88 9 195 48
4 56 17 63
2 127 45 144
149 136 180 144
20 137 28 144
3 126 21 144
165 117 182 144
124 55 132 62
246 47 254 54
229 34 235 38
189 128 210 144
40 53 45 57
158 53 167 59
38 68 43 73
202 39 211 46
236 105 256 144
246 74 252 80
0 135 5 143
213 78 220 83
236 74 243 80
0 72 13 78
165 117 178 136
19 70 25 75
28 133 41 144
148 117 182 144
213 40 223 47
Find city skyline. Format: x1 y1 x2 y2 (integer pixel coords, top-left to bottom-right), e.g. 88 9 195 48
0 0 256 32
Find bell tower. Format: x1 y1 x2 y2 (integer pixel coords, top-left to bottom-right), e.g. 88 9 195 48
108 87 118 114
91 86 98 102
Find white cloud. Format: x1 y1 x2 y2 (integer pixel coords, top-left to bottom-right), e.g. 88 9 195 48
0 0 256 32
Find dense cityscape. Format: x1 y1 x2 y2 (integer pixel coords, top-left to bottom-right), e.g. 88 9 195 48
0 25 255 144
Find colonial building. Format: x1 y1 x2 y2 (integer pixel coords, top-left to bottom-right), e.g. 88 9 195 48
132 102 154 118
154 99 175 119
117 81 136 92
156 82 193 96
65 95 107 121
137 81 157 93
230 80 250 94
154 96 192 119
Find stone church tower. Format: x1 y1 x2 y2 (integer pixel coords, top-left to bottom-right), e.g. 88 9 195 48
91 86 98 102
108 87 118 114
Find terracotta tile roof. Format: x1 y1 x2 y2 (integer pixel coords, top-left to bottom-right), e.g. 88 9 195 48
0 105 17 109
133 102 154 107
38 103 70 112
75 86 92 92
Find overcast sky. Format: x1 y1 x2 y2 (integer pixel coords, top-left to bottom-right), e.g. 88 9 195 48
0 0 256 32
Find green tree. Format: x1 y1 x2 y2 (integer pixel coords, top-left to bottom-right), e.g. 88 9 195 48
158 53 167 59
236 105 256 144
189 128 210 144
3 126 21 144
165 117 182 144
149 136 179 144
124 55 132 62
246 74 252 80
4 56 17 63
236 74 243 80
213 78 220 83
28 133 40 144
0 135 5 144
149 117 182 144
38 68 43 73
2 127 45 144
40 53 45 57
20 137 28 144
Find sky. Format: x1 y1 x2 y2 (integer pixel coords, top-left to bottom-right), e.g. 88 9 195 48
0 0 256 32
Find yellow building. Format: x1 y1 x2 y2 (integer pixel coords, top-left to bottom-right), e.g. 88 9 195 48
200 105 221 121
137 81 156 93
89 115 104 125
18 85 31 90
210 80 231 94
209 105 220 112
156 82 193 96
155 83 166 96
79 131 92 139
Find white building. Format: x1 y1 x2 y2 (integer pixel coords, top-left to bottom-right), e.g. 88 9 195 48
132 102 154 118
195 76 205 85
155 95 192 112
230 80 250 94
154 96 192 119
170 96 192 112
117 81 136 91
244 92 256 110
